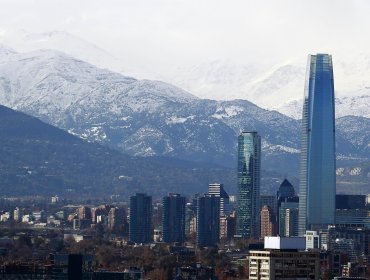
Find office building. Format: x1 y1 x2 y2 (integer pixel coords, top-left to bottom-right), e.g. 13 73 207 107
129 193 152 244
208 183 230 215
299 54 336 235
276 179 295 207
278 197 299 236
327 226 370 258
335 208 370 228
196 194 220 247
336 194 366 209
162 193 186 243
284 208 299 237
249 237 320 280
237 131 261 238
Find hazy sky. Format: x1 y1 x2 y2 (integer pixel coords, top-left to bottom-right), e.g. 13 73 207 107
0 0 369 74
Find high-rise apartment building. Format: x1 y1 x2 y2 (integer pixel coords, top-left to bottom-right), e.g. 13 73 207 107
260 195 277 216
298 54 336 235
129 193 152 244
162 193 186 243
260 206 275 239
77 206 92 221
108 207 125 231
196 194 220 247
237 131 261 238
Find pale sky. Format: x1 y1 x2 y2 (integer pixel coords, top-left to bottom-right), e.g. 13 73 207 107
0 0 369 76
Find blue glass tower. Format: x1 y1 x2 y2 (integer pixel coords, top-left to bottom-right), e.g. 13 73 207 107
237 131 261 238
298 54 336 235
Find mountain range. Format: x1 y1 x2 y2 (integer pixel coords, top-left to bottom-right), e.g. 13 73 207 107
166 59 370 119
0 104 235 197
0 45 368 195
1 30 369 119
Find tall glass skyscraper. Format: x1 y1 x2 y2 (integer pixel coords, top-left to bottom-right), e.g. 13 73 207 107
237 131 261 238
298 54 336 235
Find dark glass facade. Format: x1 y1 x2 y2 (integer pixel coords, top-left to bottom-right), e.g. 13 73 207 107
336 194 366 210
162 193 186 243
298 54 336 235
129 193 152 243
196 194 220 247
237 131 261 238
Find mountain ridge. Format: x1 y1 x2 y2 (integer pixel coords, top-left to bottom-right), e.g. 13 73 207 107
0 46 368 194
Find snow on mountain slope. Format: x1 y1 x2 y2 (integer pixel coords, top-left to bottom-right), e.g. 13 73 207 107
0 47 301 170
0 48 197 125
276 93 370 119
0 46 367 180
0 44 17 63
168 59 263 100
1 30 368 119
165 57 370 119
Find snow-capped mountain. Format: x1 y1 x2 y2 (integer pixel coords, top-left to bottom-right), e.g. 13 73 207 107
1 31 369 120
165 57 370 119
0 47 297 170
0 46 368 183
0 44 370 194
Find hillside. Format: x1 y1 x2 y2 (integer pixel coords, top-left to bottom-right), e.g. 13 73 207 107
0 105 235 197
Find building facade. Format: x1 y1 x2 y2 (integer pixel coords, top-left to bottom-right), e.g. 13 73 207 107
162 193 186 243
208 183 230 216
249 249 320 280
108 207 125 231
260 206 276 239
249 237 320 280
129 193 152 244
279 198 299 237
196 194 220 247
299 54 336 235
237 131 261 238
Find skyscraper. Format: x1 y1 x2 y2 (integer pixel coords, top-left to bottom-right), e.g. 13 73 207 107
298 54 336 235
208 183 230 216
237 131 261 238
279 197 299 237
196 194 220 247
276 179 295 205
129 193 152 243
162 193 186 243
